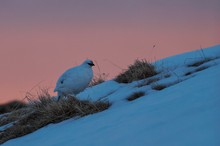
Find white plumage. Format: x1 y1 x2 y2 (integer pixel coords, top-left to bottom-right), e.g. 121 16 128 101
54 59 94 100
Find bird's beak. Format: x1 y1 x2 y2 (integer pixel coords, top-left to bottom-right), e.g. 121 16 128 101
88 62 95 66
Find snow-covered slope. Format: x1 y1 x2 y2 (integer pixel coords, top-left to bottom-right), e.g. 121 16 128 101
3 45 220 146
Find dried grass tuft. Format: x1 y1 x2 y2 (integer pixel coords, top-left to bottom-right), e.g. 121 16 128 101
152 84 167 91
187 58 213 67
185 66 209 76
115 59 157 83
0 89 110 144
89 73 108 87
127 92 145 101
0 101 26 114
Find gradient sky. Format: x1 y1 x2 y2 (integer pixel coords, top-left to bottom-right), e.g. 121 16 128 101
0 0 219 103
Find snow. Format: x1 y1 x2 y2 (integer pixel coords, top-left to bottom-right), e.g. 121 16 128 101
2 45 220 146
77 80 122 101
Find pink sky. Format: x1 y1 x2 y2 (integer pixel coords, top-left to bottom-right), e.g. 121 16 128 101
0 0 219 103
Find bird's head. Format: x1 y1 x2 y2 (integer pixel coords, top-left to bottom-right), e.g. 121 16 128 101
82 59 95 67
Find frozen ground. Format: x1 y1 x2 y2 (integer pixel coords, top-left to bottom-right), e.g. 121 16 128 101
2 45 220 146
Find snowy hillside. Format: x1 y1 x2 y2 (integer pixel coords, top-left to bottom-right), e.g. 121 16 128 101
2 45 220 146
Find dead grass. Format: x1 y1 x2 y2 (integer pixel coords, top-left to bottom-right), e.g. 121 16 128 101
184 72 193 76
185 66 209 76
195 66 209 72
89 73 108 87
0 89 110 144
0 108 30 127
115 59 157 83
147 78 160 84
187 58 213 67
152 84 167 91
164 74 171 78
0 101 26 114
127 92 145 101
136 77 160 88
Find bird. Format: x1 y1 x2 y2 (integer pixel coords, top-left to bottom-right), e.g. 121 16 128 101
54 59 95 101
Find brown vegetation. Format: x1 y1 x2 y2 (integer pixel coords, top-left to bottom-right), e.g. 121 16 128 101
89 73 108 87
187 58 213 67
115 59 157 83
0 100 26 114
0 90 110 144
127 92 145 101
152 84 167 91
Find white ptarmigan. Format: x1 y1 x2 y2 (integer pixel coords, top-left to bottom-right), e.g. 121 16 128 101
54 59 95 100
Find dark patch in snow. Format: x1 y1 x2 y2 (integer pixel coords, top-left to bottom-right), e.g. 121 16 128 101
152 84 167 91
127 92 145 101
184 72 193 76
185 66 210 76
136 77 160 88
195 66 209 72
187 57 219 68
164 74 171 78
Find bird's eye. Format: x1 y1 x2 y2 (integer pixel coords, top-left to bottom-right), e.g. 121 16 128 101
61 80 64 84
